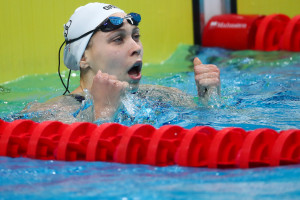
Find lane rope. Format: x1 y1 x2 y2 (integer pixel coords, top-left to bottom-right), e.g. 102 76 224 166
0 119 299 168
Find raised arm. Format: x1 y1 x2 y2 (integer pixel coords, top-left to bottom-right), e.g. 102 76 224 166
193 57 220 99
90 70 128 121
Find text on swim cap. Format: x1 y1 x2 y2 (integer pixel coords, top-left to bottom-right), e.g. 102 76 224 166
103 5 118 10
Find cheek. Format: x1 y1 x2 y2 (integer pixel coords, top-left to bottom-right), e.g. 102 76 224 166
102 50 126 73
106 50 122 65
90 48 119 72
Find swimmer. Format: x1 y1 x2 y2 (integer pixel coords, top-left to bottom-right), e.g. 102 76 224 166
21 2 220 124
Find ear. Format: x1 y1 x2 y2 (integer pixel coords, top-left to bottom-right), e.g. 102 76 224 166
79 52 90 69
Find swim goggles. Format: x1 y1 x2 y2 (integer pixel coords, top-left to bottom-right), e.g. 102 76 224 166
66 12 141 44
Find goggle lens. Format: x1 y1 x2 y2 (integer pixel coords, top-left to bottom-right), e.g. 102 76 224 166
100 13 141 32
128 13 141 25
109 16 124 26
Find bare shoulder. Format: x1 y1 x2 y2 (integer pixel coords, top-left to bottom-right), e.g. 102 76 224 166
23 95 80 112
21 94 84 123
138 84 196 107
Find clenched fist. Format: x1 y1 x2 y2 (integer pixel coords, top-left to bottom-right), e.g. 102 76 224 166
193 57 220 98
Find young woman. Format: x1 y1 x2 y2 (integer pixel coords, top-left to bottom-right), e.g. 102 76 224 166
22 2 220 124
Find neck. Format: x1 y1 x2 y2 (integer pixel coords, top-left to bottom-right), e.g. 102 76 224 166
71 68 94 94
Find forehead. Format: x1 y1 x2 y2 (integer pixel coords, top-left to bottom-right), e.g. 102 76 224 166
109 12 126 18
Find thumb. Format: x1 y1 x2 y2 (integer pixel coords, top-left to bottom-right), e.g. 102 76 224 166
193 57 202 66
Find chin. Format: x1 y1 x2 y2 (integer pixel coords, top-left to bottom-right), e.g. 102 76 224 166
128 82 140 93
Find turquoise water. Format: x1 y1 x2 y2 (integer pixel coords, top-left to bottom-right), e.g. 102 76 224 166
0 46 300 199
0 157 300 200
1 47 300 130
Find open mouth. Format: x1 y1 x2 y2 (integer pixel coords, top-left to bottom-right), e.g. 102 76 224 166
128 61 142 80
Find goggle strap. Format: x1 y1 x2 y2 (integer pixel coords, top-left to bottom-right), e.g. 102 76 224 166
66 29 95 44
58 40 71 94
126 18 134 25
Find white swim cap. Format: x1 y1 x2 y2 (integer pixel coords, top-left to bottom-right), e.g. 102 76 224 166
63 3 124 70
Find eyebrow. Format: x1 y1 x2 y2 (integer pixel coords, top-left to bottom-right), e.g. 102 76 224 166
132 27 140 33
106 27 140 37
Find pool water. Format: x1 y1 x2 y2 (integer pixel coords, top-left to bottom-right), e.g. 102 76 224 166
1 156 300 200
1 46 300 130
0 45 300 199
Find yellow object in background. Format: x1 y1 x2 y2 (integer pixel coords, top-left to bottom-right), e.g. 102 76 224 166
1 0 299 84
237 0 299 18
0 0 194 83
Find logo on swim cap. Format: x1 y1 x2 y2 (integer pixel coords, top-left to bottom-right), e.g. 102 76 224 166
64 20 72 38
103 5 118 10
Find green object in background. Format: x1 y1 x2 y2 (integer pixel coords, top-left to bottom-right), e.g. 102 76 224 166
142 44 194 76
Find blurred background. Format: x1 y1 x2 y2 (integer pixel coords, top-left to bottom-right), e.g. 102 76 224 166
0 0 298 83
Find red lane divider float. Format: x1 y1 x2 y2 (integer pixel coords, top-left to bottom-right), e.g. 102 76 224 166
175 126 216 167
27 121 67 160
239 128 278 168
0 119 300 169
208 127 246 168
202 14 300 51
255 14 290 51
114 124 154 164
0 120 37 158
281 15 300 51
202 14 264 50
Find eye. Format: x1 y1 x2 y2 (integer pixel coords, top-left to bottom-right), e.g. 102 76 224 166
133 33 140 41
112 36 123 43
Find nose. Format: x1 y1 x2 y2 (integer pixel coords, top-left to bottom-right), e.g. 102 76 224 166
129 38 142 57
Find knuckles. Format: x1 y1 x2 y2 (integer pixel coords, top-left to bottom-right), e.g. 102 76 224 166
194 63 220 87
194 64 220 75
93 71 128 90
